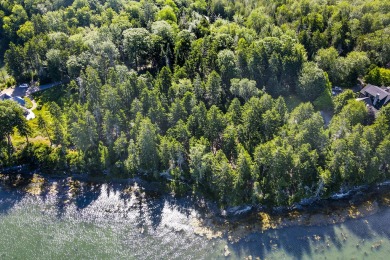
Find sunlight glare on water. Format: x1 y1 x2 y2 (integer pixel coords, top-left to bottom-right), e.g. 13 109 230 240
1 177 390 259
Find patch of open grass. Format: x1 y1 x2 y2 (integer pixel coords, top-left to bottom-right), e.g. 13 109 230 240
0 65 11 91
11 130 30 150
12 104 53 149
32 84 68 106
284 94 303 111
28 104 53 137
12 83 70 151
24 97 33 109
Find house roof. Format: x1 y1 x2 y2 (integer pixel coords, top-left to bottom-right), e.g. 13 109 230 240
10 96 25 106
360 84 390 101
385 96 390 105
0 93 11 100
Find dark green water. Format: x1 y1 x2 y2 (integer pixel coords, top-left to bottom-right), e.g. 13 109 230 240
0 175 390 259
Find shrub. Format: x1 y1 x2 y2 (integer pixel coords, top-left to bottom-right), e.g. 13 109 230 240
313 89 333 111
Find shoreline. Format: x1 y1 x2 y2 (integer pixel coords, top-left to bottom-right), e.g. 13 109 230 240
1 170 390 239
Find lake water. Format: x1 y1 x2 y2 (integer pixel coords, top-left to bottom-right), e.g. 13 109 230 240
1 174 390 259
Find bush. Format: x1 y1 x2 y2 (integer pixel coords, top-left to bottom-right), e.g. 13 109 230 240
66 150 84 172
313 89 333 111
19 142 67 172
5 77 16 87
24 97 33 109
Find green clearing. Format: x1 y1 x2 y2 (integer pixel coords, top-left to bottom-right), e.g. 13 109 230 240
32 84 69 107
23 97 33 109
284 95 303 112
0 66 10 90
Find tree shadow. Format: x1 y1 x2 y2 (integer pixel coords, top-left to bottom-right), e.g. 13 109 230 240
74 182 102 210
4 174 390 260
0 184 24 215
227 223 346 260
338 189 390 241
0 174 31 214
227 206 390 259
224 221 352 259
363 208 390 239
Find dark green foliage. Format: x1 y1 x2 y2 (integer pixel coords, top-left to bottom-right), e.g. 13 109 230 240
365 67 390 87
297 62 330 102
0 100 31 159
333 90 355 114
1 0 390 207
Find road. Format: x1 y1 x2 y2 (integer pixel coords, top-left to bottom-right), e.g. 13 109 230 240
1 81 62 120
26 81 62 95
1 81 62 97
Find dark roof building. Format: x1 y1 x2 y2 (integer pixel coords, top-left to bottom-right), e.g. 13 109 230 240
359 84 390 109
11 96 26 106
0 93 26 106
0 93 12 101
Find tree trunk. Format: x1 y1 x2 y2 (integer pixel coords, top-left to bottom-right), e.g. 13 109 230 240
45 127 52 147
7 134 12 159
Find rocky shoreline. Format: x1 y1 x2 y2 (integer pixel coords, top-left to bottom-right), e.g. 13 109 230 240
1 170 390 241
191 182 390 242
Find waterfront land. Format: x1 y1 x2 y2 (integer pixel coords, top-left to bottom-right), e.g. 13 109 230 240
1 0 390 210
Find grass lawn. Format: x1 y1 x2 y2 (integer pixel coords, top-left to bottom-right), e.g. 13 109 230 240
32 84 69 106
12 104 53 147
0 65 10 91
30 104 53 135
24 97 33 109
12 83 69 149
284 94 303 112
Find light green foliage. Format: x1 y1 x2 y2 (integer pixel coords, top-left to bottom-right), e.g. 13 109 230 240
46 49 67 81
0 100 31 158
159 136 185 172
230 78 259 101
234 146 253 203
226 98 241 125
333 90 355 114
205 105 226 148
217 49 237 86
69 109 98 153
2 0 390 206
156 66 172 95
125 139 138 175
210 150 234 204
377 135 390 176
16 21 34 41
137 118 159 173
246 7 272 34
329 100 368 139
313 89 333 111
191 0 207 14
123 28 151 70
156 5 177 23
315 47 339 84
152 20 175 45
365 67 390 86
174 30 195 67
297 62 330 102
340 51 370 85
289 104 327 150
253 137 294 205
205 71 222 106
2 4 28 37
37 114 52 147
189 140 209 184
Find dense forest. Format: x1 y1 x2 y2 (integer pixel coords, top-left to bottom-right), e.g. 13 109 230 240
1 0 390 207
